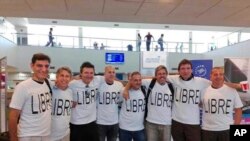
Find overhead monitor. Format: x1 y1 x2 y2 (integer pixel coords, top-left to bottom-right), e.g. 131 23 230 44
105 53 124 64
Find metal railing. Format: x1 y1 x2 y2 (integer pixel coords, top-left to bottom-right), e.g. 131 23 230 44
1 33 208 53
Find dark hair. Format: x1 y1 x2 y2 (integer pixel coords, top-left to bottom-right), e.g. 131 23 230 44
80 62 95 73
155 65 168 76
178 59 192 70
31 53 51 64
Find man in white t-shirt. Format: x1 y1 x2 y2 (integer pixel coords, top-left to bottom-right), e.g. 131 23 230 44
201 67 243 141
97 66 124 141
69 62 103 141
143 65 173 141
9 53 52 141
119 71 146 141
168 59 211 141
51 67 73 141
169 59 241 141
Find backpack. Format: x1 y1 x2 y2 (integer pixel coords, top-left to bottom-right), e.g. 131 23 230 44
141 78 174 119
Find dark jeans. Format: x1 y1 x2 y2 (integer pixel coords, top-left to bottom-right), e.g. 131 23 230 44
159 43 164 51
201 129 229 141
98 124 119 141
119 128 146 141
70 121 99 141
171 120 201 141
45 37 54 47
146 41 151 51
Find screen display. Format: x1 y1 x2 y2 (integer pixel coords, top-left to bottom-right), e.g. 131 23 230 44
105 53 124 64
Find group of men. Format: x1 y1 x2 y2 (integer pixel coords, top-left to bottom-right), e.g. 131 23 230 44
8 53 243 141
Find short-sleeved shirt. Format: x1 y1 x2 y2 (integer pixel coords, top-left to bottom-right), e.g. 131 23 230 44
119 88 145 131
9 78 52 137
51 86 73 140
69 76 104 124
168 75 210 124
142 79 172 125
97 81 124 125
202 85 243 131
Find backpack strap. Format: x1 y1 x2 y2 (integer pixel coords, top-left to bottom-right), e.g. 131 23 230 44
147 78 157 98
167 82 175 109
143 78 157 119
167 82 174 101
44 78 52 96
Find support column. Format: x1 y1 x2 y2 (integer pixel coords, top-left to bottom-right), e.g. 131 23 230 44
189 31 192 53
78 27 83 48
15 26 27 45
136 30 140 51
238 31 241 43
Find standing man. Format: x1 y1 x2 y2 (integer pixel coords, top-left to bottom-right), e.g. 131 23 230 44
119 71 146 141
168 59 211 141
97 66 124 141
201 67 243 141
123 65 173 141
143 65 173 141
9 53 52 141
45 28 54 47
144 32 154 51
157 34 164 51
69 62 104 141
51 67 73 141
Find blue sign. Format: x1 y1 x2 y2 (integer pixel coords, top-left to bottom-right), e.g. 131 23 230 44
191 60 213 80
105 53 124 64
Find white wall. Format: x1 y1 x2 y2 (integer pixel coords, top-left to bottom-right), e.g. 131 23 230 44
203 39 250 67
1 38 250 74
8 46 140 74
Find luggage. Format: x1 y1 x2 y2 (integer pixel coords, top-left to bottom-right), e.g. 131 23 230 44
0 132 10 141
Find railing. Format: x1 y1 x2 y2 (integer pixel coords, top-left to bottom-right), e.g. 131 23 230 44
1 33 207 53
215 28 250 49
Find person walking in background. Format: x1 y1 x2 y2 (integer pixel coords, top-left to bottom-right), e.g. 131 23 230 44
144 32 154 51
158 34 164 51
201 67 243 141
50 67 73 141
137 33 142 51
97 66 124 141
119 71 146 141
45 28 54 47
9 53 52 141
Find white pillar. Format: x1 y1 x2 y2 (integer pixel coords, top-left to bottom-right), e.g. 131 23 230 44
78 27 83 48
189 31 192 53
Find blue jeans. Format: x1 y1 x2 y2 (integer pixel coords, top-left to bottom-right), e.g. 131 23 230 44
119 128 146 141
158 43 164 51
98 124 118 141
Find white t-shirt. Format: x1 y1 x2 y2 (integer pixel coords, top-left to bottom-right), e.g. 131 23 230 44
9 78 52 137
51 86 73 141
119 88 145 131
168 75 210 124
97 81 124 125
142 79 172 125
202 85 243 131
69 76 103 124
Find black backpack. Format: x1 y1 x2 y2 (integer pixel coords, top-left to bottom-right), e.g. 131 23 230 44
141 78 174 119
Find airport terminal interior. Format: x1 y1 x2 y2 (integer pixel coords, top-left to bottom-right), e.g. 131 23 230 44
1 0 250 140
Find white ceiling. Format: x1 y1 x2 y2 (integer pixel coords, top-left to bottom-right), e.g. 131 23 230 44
2 0 250 31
